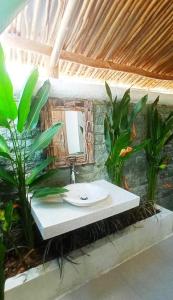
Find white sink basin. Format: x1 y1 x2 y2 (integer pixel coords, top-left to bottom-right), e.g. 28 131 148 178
63 183 109 206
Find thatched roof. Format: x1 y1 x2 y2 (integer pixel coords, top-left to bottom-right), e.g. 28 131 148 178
1 0 173 92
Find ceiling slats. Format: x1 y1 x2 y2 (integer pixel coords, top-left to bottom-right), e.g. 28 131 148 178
2 0 173 92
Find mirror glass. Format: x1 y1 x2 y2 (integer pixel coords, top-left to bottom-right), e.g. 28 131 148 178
65 111 85 155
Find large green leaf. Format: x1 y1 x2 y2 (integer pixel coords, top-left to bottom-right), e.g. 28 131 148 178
157 129 173 152
119 89 131 129
123 140 149 161
0 168 16 185
129 95 148 126
32 187 68 198
28 122 62 158
164 115 173 132
0 136 12 159
26 80 50 130
0 135 10 154
26 156 54 185
105 81 113 104
0 45 17 120
0 152 12 160
0 114 10 129
114 89 130 133
3 201 14 232
120 89 130 108
112 131 131 160
29 169 59 189
104 115 112 153
17 69 39 132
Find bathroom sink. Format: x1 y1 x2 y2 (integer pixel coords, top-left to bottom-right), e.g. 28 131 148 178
63 183 109 206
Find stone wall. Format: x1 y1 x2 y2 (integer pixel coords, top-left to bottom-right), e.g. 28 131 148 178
1 100 173 210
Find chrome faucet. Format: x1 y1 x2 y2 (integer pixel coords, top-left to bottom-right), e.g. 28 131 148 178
68 156 78 184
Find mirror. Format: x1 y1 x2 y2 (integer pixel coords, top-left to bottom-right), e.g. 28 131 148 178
41 99 94 167
65 111 85 155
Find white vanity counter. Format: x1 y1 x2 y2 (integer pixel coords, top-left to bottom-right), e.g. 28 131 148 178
31 180 140 239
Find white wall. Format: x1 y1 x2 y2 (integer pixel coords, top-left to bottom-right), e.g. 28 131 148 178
48 77 173 105
8 63 173 105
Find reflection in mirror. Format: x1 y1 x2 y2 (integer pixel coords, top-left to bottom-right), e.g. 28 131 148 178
65 111 85 155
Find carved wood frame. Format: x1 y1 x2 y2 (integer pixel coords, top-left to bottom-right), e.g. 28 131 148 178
41 99 94 168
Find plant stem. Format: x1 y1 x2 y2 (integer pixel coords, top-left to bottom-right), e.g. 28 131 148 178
18 162 34 248
9 123 34 248
147 164 158 204
6 231 22 262
115 161 124 187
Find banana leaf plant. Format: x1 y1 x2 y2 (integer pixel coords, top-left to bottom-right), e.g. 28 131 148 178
145 97 173 203
0 45 66 248
104 82 148 187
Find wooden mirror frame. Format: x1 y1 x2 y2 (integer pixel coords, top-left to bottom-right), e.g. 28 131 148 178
41 98 94 168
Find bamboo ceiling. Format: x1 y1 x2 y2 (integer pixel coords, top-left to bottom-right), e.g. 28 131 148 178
2 0 173 92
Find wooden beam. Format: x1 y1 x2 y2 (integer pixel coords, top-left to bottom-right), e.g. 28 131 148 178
1 34 52 56
60 50 173 81
2 34 173 81
47 64 59 78
49 0 78 69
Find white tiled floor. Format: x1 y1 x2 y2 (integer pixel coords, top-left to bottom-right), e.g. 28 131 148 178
57 236 173 300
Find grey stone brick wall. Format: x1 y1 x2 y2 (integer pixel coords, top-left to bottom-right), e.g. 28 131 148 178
1 100 173 210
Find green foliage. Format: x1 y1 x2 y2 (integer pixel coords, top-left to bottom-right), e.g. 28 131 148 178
29 169 59 189
0 46 17 120
28 123 62 158
0 202 15 233
104 82 148 186
0 168 16 185
0 114 10 129
0 135 12 160
0 135 10 154
145 98 173 203
26 157 54 185
26 80 51 130
32 187 68 198
0 45 64 248
17 69 39 132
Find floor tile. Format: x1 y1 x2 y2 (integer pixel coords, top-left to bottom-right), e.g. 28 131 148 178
56 235 173 300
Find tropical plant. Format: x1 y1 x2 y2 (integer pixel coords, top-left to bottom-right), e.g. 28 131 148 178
0 45 66 248
104 82 148 187
145 97 173 203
